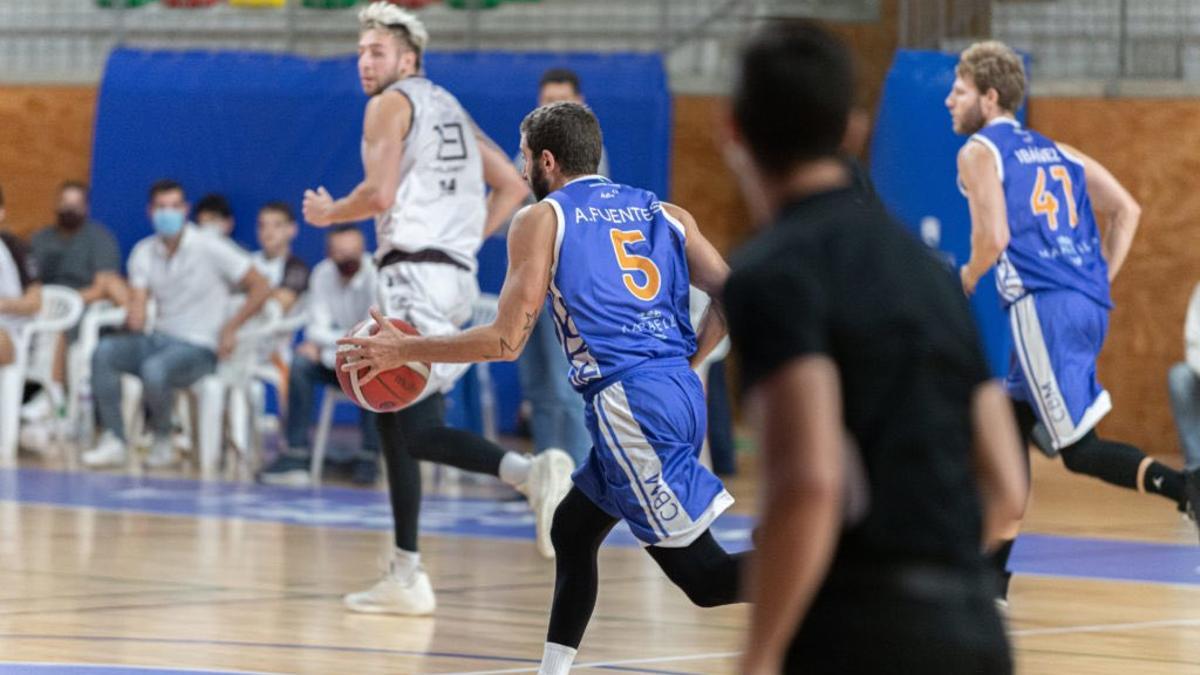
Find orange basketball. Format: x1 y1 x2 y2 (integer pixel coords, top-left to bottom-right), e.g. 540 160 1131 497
336 318 431 413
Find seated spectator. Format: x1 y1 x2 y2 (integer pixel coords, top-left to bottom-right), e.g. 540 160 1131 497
259 224 379 486
83 179 271 469
250 201 309 314
23 181 122 421
0 181 43 367
1168 282 1200 514
194 193 236 239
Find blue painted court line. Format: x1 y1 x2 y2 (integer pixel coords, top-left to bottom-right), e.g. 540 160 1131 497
0 468 753 552
0 665 274 675
1010 532 1200 586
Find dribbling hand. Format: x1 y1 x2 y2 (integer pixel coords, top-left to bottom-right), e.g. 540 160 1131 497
302 186 335 227
337 307 413 385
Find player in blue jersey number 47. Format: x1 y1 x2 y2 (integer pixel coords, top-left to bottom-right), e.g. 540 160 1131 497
948 40 1197 607
339 101 747 674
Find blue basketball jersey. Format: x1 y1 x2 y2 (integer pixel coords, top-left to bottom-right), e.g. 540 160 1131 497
964 118 1111 308
543 175 696 393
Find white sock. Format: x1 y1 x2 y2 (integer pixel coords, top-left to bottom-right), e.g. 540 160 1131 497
538 642 577 675
498 451 533 488
392 548 421 580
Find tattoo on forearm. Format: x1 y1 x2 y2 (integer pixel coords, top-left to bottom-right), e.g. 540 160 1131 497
483 310 538 361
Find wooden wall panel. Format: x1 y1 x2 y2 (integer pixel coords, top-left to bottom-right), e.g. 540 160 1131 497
670 95 750 255
0 86 97 239
1030 98 1200 458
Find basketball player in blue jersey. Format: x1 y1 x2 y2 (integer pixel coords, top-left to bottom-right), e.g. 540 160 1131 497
342 101 746 673
949 40 1194 604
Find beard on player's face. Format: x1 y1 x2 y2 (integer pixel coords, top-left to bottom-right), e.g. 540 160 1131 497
530 159 552 201
958 100 986 135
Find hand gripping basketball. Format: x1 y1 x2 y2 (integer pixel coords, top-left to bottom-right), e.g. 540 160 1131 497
336 309 432 412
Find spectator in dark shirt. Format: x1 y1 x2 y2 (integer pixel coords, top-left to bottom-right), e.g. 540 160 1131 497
0 182 43 367
30 181 121 303
250 201 309 314
27 181 122 399
721 21 1025 675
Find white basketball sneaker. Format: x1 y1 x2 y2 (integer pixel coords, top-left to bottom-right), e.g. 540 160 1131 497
143 436 178 469
525 448 575 559
343 560 436 616
82 431 127 468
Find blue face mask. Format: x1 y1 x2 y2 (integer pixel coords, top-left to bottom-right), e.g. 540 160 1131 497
152 208 186 238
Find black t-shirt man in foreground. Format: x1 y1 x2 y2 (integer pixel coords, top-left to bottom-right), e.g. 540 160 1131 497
721 21 1027 675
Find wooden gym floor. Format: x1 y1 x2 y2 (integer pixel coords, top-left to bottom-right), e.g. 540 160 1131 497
1 446 1199 674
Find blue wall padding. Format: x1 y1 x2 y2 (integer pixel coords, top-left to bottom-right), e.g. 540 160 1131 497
870 49 1028 376
90 47 671 434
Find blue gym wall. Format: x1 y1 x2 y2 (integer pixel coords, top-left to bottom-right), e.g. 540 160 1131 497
90 48 671 433
870 49 1028 376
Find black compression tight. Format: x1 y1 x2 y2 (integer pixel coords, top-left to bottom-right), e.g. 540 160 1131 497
546 486 748 649
375 393 510 552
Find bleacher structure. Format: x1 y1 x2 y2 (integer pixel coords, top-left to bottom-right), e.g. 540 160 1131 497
903 0 1200 85
0 0 880 91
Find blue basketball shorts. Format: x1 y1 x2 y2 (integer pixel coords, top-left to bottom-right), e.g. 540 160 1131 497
1006 290 1112 450
572 363 734 548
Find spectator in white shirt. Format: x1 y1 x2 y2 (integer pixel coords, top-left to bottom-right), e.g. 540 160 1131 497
194 193 236 240
1167 282 1200 522
83 179 271 469
259 224 379 486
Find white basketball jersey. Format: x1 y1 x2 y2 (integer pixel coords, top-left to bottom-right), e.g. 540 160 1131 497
376 77 486 272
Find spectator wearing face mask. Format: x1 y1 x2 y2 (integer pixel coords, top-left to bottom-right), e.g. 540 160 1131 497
194 193 237 241
259 224 380 487
20 181 123 434
83 179 271 470
30 181 121 303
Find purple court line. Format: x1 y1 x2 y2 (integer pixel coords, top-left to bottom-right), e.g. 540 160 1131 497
1009 533 1200 587
0 636 695 675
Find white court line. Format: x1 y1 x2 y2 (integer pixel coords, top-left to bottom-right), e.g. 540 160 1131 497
1013 616 1200 637
443 650 740 675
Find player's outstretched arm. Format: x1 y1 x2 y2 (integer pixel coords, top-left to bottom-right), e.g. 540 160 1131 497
475 125 531 238
958 141 1011 295
1059 143 1141 282
302 92 409 227
741 355 843 675
663 202 730 367
338 203 555 380
971 380 1028 550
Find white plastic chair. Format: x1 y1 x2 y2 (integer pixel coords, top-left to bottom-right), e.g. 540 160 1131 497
310 385 350 484
0 285 84 464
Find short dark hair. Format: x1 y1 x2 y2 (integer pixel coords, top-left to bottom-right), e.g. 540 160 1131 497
539 68 581 94
520 102 603 177
194 193 231 218
259 200 295 223
60 180 89 198
732 20 855 174
148 179 185 204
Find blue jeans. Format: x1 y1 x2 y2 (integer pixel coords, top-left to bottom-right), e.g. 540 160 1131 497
285 354 379 459
517 310 590 463
92 332 217 441
1168 362 1200 471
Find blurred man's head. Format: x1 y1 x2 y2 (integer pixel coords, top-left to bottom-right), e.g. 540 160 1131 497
195 193 234 237
56 180 89 232
538 68 584 106
257 201 298 260
327 224 366 280
147 179 188 240
946 41 1026 135
358 2 428 95
519 102 603 200
729 20 855 178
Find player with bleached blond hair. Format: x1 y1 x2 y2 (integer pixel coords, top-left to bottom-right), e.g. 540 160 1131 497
948 40 1195 607
302 2 575 616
